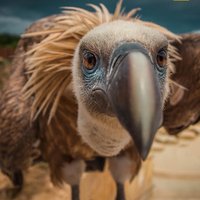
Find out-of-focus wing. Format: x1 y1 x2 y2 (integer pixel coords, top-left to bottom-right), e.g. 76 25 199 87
163 33 200 135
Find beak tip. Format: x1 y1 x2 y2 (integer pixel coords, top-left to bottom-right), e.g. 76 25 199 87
135 142 151 161
130 130 155 161
140 149 150 161
107 43 163 162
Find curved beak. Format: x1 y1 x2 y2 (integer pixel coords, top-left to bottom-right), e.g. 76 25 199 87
107 43 163 160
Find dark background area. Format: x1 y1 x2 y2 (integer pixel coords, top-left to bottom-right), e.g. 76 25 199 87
0 0 199 35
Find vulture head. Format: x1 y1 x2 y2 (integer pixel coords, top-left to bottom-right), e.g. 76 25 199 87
72 20 170 159
23 2 179 160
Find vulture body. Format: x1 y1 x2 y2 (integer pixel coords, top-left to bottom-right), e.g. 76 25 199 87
0 2 199 200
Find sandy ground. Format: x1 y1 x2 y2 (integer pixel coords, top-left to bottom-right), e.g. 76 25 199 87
152 126 200 200
0 126 200 200
0 161 152 200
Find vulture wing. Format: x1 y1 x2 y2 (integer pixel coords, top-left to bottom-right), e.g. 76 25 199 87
0 15 63 174
163 33 200 134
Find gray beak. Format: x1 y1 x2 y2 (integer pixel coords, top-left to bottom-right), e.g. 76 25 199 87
107 43 163 160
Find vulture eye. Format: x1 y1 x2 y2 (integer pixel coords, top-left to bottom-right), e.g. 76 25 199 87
82 51 97 70
157 49 167 68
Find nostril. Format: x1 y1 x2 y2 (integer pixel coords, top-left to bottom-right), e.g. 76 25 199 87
91 88 114 116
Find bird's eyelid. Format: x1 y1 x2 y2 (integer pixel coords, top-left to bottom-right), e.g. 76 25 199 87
162 45 168 51
82 48 95 55
159 41 168 51
156 45 168 57
79 41 100 56
80 48 100 61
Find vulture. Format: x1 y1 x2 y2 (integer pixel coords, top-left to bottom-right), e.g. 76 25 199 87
0 1 199 200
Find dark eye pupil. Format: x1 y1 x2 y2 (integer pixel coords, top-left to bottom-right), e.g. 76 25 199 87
87 54 95 65
83 52 96 70
158 55 163 61
157 50 167 68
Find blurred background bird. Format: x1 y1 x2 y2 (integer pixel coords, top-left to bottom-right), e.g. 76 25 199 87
0 1 199 200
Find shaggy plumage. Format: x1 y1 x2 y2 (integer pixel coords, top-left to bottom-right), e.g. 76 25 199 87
22 2 179 122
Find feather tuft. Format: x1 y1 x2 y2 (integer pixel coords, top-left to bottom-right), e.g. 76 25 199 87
22 2 179 122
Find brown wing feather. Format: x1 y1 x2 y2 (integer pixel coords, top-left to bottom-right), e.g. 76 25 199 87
163 33 200 134
0 15 63 176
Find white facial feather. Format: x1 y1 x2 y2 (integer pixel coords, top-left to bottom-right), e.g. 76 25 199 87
77 105 131 156
72 20 169 156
